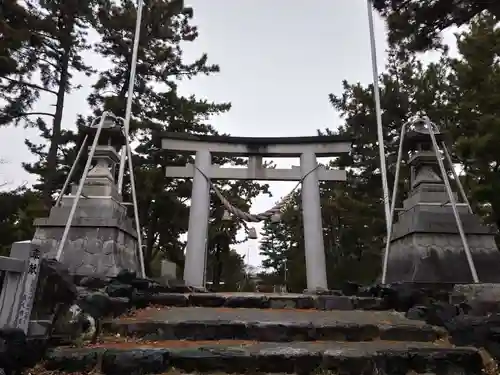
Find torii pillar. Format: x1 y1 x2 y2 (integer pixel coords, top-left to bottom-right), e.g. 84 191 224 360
159 133 352 291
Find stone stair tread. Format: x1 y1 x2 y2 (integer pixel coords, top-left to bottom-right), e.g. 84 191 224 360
102 306 445 342
52 339 468 352
44 340 483 375
119 306 429 326
136 292 385 310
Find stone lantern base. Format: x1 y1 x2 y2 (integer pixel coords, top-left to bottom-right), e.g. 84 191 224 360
32 137 141 277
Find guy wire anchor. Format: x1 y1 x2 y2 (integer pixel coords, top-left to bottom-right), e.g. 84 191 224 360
53 112 146 278
380 116 479 284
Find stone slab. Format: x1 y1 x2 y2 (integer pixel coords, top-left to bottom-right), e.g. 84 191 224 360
33 226 140 277
44 341 483 375
32 194 141 278
116 306 436 326
386 233 500 283
391 205 494 239
134 292 386 311
103 307 446 343
452 283 500 301
451 283 500 315
160 259 176 279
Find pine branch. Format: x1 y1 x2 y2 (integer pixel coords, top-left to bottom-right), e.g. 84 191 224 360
1 76 57 95
7 111 54 119
12 48 60 70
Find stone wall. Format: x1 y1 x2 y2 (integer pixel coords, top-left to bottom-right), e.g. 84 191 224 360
33 226 140 277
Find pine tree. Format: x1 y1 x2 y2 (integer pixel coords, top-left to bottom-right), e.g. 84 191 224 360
0 0 43 109
258 47 455 287
0 186 44 255
258 193 307 292
371 0 500 51
322 47 453 284
89 0 269 276
1 0 102 208
445 13 500 232
87 0 223 123
259 219 289 275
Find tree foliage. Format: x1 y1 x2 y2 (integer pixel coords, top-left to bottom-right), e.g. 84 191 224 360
83 0 229 274
1 0 102 208
0 0 264 281
0 187 44 256
258 20 496 289
446 14 500 230
371 0 500 51
2 2 500 288
84 0 270 276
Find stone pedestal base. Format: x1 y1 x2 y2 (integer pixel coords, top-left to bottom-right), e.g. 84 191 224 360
386 233 500 283
32 196 140 277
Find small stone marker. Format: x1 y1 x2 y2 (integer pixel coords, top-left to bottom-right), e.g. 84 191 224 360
161 259 177 280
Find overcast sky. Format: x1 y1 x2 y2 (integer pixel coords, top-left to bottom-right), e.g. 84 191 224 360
0 1 456 268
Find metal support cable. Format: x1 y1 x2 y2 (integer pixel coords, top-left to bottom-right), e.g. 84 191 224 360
366 0 391 234
109 113 146 278
55 113 110 261
117 0 144 194
55 134 89 207
424 117 479 283
381 122 406 284
122 128 146 278
441 142 473 214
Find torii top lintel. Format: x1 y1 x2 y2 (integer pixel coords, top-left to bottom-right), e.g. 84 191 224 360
158 132 352 157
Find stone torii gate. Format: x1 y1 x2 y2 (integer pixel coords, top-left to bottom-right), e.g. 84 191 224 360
160 133 352 291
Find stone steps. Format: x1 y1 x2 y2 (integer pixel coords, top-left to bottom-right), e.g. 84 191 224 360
131 292 386 311
103 319 445 343
36 290 491 374
102 307 446 343
44 340 484 375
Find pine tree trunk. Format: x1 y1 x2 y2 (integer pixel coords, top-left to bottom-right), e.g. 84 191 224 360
43 42 71 210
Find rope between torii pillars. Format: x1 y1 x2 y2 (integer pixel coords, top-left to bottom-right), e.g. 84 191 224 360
192 164 321 223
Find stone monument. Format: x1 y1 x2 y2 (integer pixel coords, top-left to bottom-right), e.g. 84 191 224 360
161 259 177 280
32 120 141 277
385 128 500 283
